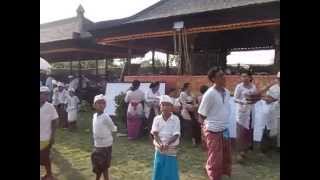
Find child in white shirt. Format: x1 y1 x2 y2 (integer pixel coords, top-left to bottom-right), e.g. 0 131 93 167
66 88 80 130
151 95 181 180
91 94 117 180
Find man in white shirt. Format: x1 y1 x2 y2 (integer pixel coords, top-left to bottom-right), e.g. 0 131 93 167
198 68 232 180
69 75 79 91
40 86 58 180
263 72 280 149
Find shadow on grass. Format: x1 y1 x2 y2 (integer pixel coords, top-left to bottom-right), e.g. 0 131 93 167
52 148 88 180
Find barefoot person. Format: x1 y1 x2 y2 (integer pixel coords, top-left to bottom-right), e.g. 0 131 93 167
124 80 145 140
91 94 117 180
151 95 181 180
40 86 58 180
198 69 232 180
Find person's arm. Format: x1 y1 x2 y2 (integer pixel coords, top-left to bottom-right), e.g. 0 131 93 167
49 119 58 148
153 132 162 146
197 92 213 124
124 91 130 103
104 115 118 132
166 135 179 147
49 106 59 148
234 85 245 105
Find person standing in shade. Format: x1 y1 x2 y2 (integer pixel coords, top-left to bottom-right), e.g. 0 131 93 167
40 86 58 180
264 72 280 151
124 80 145 140
151 95 181 180
198 68 232 180
179 83 200 146
144 81 161 131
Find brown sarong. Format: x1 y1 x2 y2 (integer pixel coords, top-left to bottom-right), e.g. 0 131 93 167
236 123 253 152
205 130 232 180
91 146 112 174
40 146 51 166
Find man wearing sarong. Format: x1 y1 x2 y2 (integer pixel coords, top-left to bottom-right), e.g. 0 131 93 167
125 80 145 140
198 69 232 180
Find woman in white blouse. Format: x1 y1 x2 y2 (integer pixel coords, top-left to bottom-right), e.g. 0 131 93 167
124 80 145 140
234 72 259 160
179 83 200 146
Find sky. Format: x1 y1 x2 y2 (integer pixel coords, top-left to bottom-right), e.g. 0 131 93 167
40 0 274 65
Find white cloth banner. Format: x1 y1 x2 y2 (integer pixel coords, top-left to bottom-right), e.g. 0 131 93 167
104 83 165 116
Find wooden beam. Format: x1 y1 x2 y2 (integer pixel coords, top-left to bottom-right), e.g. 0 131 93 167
152 49 155 74
98 19 280 44
40 47 127 57
70 60 73 75
96 59 99 84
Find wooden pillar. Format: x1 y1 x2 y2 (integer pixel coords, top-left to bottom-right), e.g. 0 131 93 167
152 49 155 74
70 60 73 75
274 33 280 72
105 57 109 81
120 48 132 82
166 53 170 74
95 59 99 86
78 60 82 89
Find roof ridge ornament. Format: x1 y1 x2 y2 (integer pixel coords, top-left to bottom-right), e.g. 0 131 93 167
77 4 85 17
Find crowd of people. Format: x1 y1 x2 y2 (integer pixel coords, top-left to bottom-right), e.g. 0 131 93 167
40 68 280 180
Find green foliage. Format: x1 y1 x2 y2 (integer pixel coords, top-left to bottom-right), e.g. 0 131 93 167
114 92 127 129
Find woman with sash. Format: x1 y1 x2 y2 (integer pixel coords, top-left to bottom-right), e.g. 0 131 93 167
124 80 145 140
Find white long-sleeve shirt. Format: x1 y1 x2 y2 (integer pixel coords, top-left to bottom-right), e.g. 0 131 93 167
92 113 117 147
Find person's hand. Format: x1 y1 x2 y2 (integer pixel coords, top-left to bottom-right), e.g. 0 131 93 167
49 138 55 148
163 143 169 151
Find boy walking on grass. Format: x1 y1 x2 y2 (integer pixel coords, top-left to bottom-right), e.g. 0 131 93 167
151 95 181 180
40 86 58 180
91 94 117 180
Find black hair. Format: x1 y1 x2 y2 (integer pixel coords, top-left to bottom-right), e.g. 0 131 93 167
200 85 209 94
181 82 190 92
207 67 219 83
149 81 160 89
130 80 140 91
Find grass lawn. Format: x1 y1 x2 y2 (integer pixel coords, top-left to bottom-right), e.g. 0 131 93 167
41 110 280 180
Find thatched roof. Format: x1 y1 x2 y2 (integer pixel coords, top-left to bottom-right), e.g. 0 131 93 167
90 0 279 32
126 0 279 23
40 5 94 43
